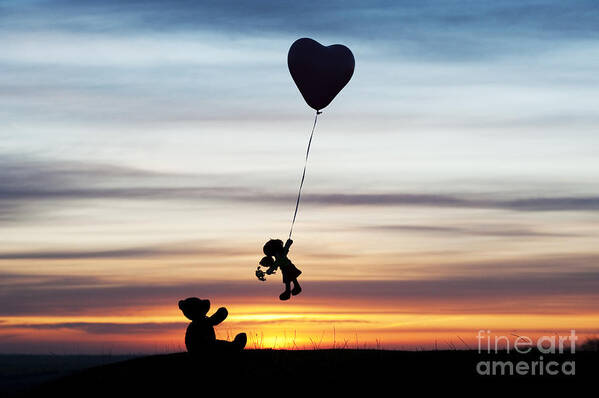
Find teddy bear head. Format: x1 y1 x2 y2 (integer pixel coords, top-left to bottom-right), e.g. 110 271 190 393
178 297 210 321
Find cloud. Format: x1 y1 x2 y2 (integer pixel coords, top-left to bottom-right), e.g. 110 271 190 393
0 272 102 288
300 193 599 212
0 243 354 261
0 322 186 335
0 244 249 260
1 319 371 334
0 154 249 223
364 224 578 238
0 154 214 192
2 154 598 226
4 1 597 55
0 274 260 316
397 253 599 278
228 318 373 327
2 1 597 140
2 254 598 316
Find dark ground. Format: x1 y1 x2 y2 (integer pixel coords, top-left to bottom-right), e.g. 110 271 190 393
3 349 597 396
0 355 137 396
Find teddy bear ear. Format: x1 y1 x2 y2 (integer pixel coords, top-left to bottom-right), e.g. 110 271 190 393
178 297 194 309
200 299 211 312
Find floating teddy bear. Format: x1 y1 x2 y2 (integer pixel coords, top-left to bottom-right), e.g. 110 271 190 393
178 297 247 354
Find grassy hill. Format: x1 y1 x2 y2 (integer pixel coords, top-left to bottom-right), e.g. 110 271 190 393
0 355 137 396
6 349 597 396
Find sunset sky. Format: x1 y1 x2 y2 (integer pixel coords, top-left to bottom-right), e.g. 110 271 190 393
1 0 599 353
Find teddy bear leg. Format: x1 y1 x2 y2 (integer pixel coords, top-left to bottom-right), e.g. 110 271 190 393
213 333 246 352
233 332 247 350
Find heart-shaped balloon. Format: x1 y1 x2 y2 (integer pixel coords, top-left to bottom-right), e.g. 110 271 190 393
288 38 355 111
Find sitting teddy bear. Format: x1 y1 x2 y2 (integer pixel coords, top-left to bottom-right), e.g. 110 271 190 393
178 297 247 354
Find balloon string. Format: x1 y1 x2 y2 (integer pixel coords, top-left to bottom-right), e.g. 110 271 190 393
289 110 320 240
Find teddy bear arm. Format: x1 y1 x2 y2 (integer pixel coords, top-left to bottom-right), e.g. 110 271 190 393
209 307 228 325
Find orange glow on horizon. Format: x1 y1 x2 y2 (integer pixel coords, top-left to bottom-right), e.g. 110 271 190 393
2 300 598 353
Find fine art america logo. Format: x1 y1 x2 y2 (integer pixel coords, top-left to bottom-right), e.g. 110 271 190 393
476 330 577 376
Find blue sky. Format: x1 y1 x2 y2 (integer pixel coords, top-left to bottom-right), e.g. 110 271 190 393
1 0 599 352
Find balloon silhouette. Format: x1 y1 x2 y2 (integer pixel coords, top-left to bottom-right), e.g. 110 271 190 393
288 38 355 112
